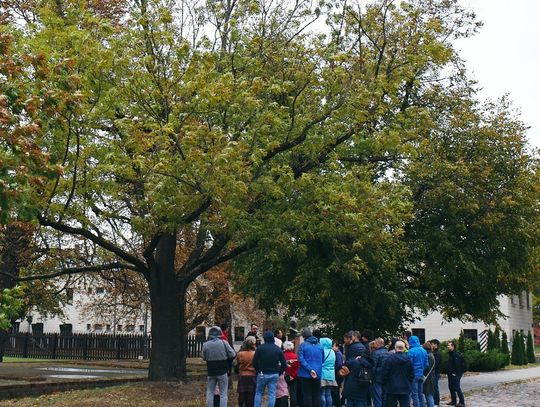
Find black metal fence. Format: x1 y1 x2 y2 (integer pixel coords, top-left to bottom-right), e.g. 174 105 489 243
5 332 205 360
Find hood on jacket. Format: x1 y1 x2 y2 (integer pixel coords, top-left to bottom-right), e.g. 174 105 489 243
208 326 222 339
263 331 275 343
320 337 332 350
394 352 410 364
409 335 421 348
305 336 319 345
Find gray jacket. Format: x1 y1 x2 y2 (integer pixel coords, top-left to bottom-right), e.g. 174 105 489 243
202 338 236 376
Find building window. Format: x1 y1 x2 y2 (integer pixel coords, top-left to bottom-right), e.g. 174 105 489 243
87 324 91 331
94 324 103 331
66 288 74 304
195 326 206 340
31 323 44 336
463 329 478 341
510 295 515 306
106 324 111 331
60 324 73 335
126 325 135 332
519 291 524 307
234 326 245 342
139 325 145 332
412 328 425 344
96 287 105 294
526 291 531 309
117 325 123 332
12 322 20 333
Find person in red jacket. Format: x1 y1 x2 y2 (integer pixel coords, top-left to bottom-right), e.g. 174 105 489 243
284 341 300 407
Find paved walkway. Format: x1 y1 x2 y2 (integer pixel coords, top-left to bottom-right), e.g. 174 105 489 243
464 378 540 407
439 365 540 395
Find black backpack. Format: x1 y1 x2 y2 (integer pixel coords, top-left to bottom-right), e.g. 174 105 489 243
356 365 373 386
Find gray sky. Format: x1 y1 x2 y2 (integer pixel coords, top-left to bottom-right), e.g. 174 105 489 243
456 0 540 149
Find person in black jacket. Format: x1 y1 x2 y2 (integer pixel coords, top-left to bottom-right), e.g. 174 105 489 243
447 341 466 407
380 341 414 407
429 339 442 406
252 331 287 407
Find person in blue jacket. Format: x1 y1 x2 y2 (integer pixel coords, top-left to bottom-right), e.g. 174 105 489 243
342 339 372 407
380 341 414 407
370 338 389 407
297 328 324 407
407 336 429 407
319 337 337 407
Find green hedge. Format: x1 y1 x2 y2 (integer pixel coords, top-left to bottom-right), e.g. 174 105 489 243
439 339 508 373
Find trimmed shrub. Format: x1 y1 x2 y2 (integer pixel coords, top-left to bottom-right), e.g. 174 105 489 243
511 331 526 365
501 331 509 355
494 327 501 351
464 350 508 372
526 331 536 363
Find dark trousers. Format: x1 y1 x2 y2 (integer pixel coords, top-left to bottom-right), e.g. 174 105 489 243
433 373 440 406
449 374 464 405
331 381 342 407
275 396 289 407
384 393 409 407
288 379 299 407
300 377 321 407
238 391 255 407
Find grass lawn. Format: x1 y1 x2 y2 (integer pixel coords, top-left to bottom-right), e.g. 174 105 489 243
535 345 540 355
0 382 230 407
2 358 57 363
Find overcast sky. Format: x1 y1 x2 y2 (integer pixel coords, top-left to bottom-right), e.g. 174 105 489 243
456 0 540 149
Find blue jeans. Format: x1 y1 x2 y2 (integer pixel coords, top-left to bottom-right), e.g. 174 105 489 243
433 373 440 405
425 393 434 407
254 372 279 407
347 399 368 407
320 386 332 407
206 373 228 407
410 376 425 407
371 382 384 407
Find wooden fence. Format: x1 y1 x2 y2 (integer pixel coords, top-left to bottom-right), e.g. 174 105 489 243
5 332 205 360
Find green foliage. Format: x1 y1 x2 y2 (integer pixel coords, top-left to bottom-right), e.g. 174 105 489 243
494 327 501 351
464 350 509 372
458 331 465 353
501 331 509 355
0 286 24 330
511 331 526 365
526 331 536 363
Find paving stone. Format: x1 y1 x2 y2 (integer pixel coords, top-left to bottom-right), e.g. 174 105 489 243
460 378 540 407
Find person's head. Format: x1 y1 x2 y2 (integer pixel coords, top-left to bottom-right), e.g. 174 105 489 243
352 330 361 343
422 341 432 352
274 329 284 339
369 341 376 353
243 336 256 350
388 337 399 351
373 337 385 350
448 340 456 351
430 339 440 351
313 329 322 339
361 329 374 343
343 331 354 345
283 341 295 352
332 341 342 352
394 340 406 353
250 323 259 333
263 331 275 343
302 327 312 339
208 326 222 339
403 331 412 340
220 323 228 331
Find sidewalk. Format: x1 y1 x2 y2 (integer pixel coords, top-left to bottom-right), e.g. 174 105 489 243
439 365 540 395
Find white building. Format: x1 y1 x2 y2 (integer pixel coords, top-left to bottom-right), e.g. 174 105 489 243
406 291 534 343
16 287 533 347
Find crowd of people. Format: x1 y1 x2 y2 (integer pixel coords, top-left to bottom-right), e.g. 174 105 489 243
201 324 467 407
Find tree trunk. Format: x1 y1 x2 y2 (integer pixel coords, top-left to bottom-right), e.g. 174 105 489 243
147 234 188 380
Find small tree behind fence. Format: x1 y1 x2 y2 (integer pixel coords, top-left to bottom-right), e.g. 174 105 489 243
5 332 205 360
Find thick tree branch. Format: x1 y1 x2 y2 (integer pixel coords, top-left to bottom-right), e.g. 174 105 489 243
0 262 141 282
38 215 148 272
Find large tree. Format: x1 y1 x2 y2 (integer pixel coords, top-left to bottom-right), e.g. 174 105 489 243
1 0 539 380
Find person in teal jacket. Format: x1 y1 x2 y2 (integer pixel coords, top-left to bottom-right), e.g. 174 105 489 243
407 336 429 407
319 337 336 407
